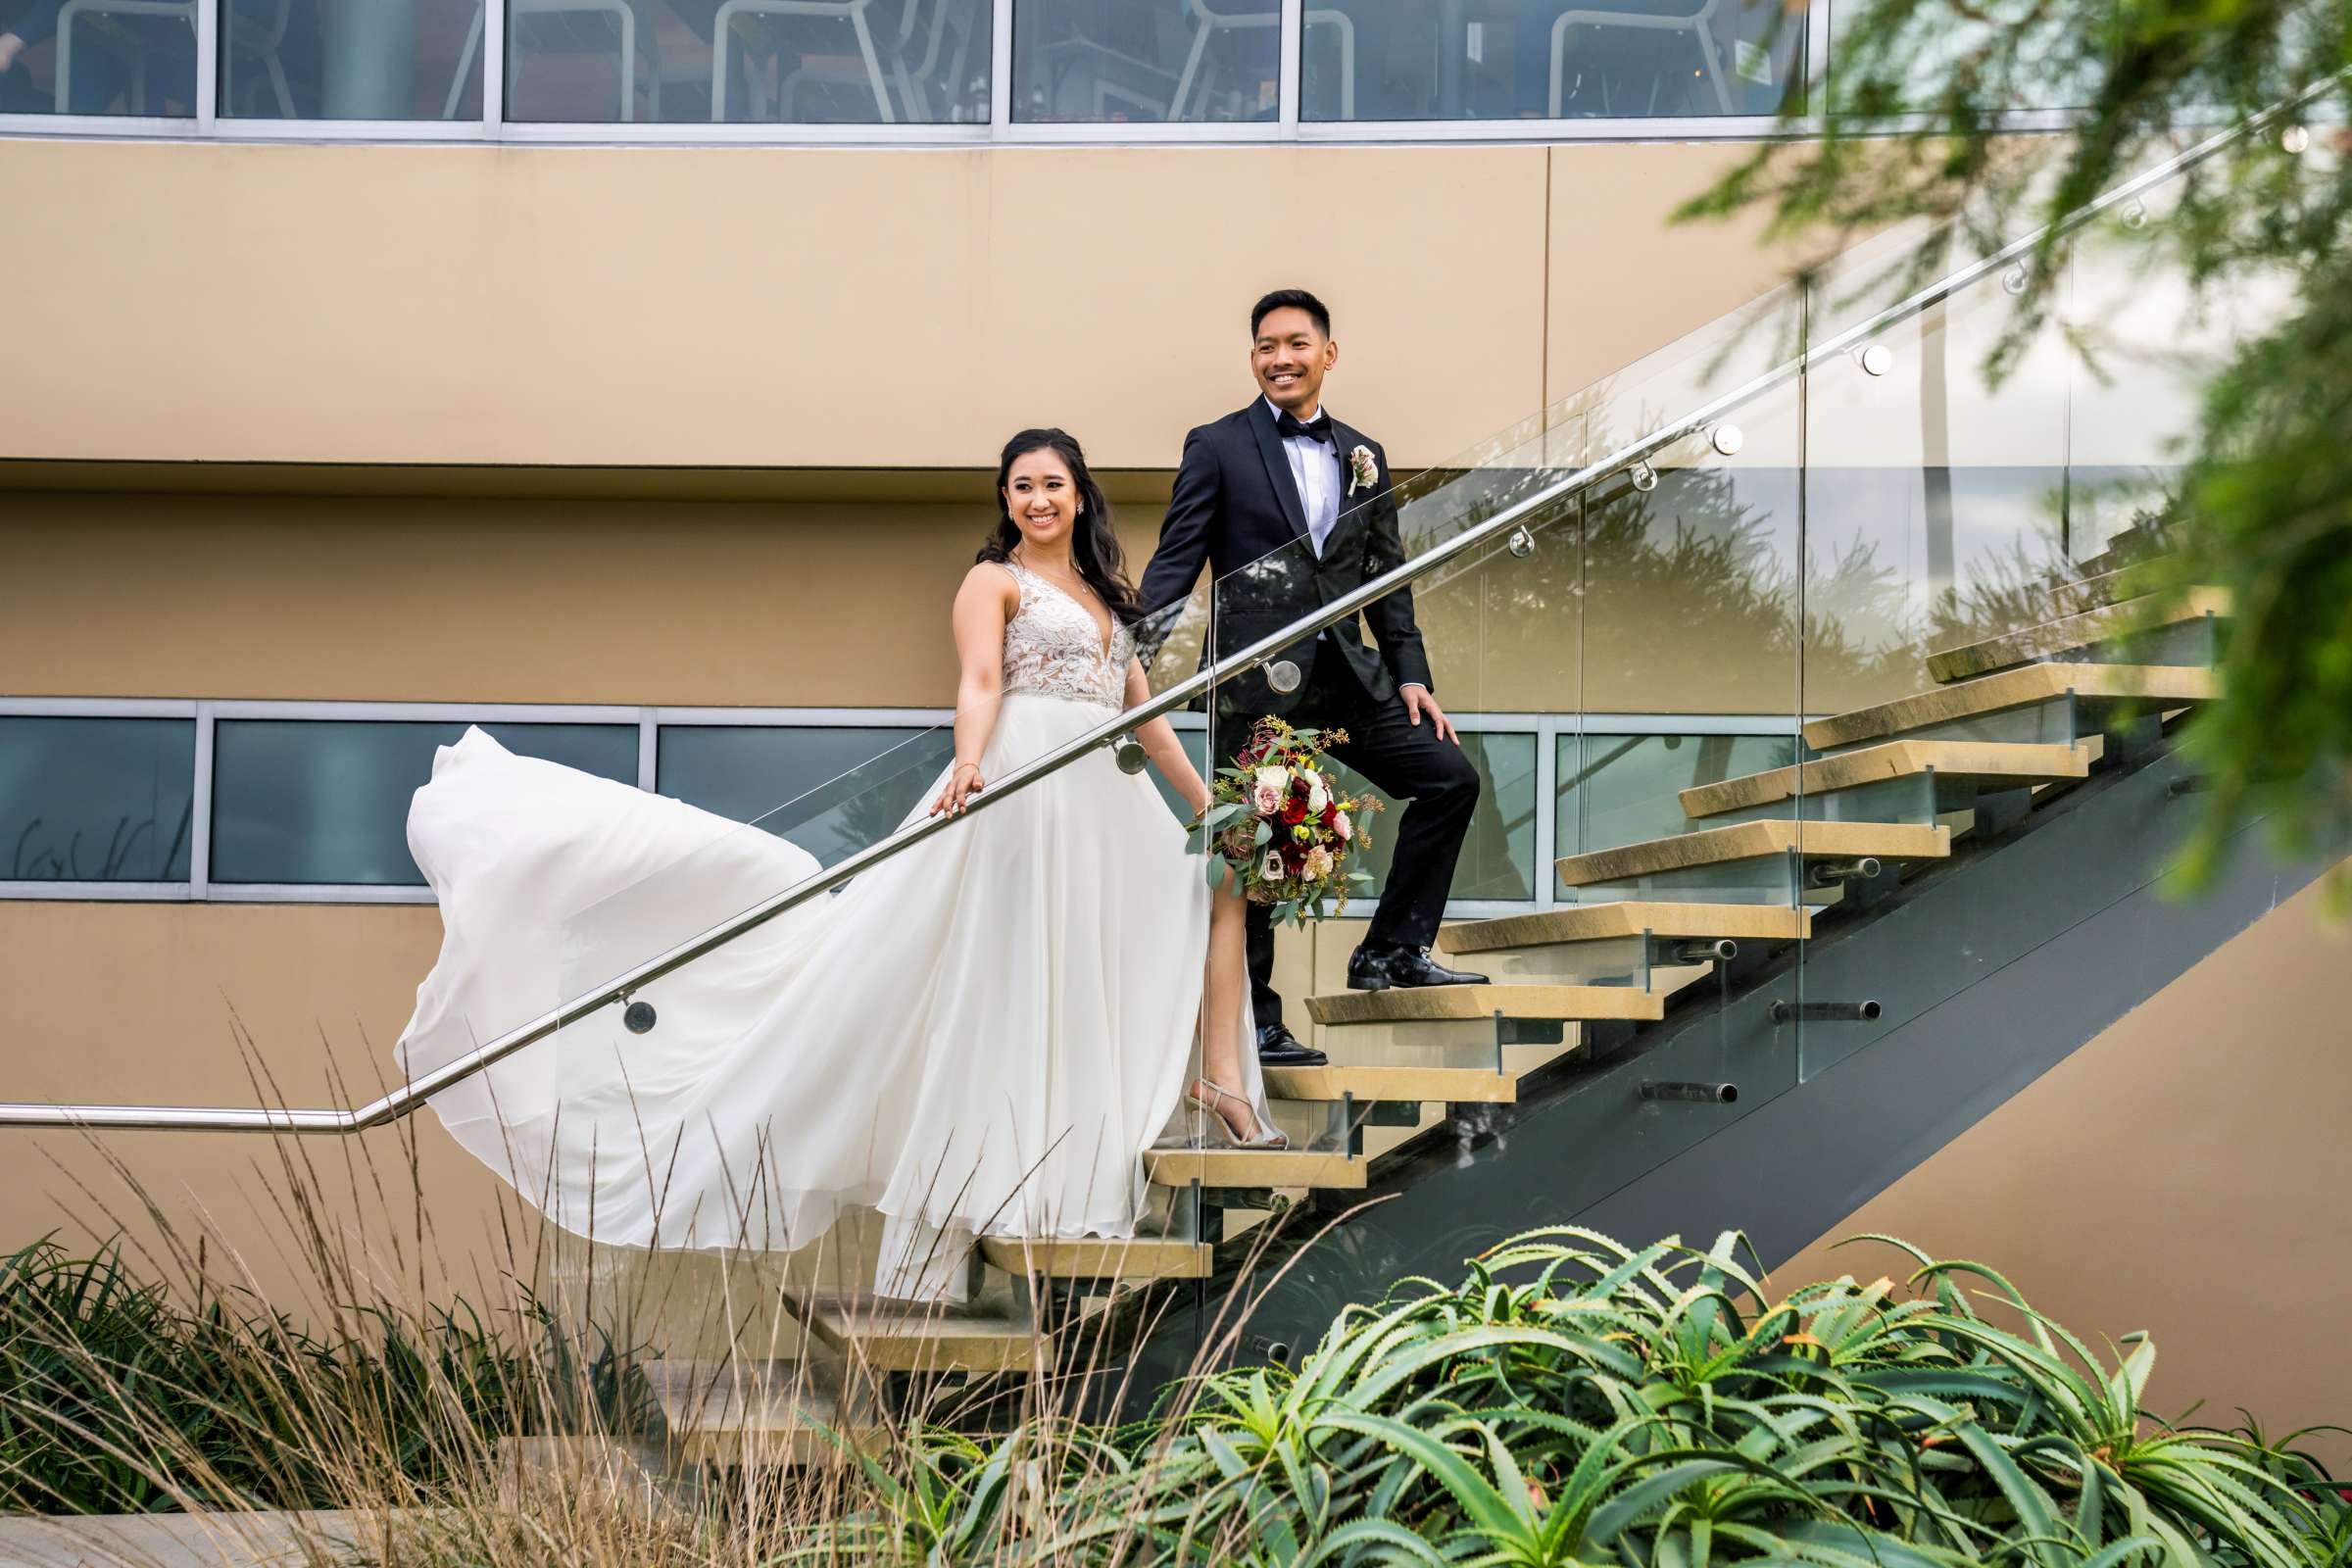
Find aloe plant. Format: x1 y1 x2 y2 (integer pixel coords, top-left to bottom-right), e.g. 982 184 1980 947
801 1230 2347 1565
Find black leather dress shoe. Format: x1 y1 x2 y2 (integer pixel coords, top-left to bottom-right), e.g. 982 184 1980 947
1346 943 1490 992
1255 1021 1328 1067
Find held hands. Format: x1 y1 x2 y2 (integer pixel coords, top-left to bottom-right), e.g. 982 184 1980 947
1401 686 1461 745
931 761 985 817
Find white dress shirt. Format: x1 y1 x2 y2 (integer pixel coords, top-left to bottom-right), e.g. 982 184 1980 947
1262 397 1428 698
1266 395 1343 559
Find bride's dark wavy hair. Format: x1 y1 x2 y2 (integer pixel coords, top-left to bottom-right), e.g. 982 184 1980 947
978 427 1142 624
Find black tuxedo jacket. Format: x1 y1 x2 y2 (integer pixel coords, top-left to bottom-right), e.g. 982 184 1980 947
1138 401 1433 716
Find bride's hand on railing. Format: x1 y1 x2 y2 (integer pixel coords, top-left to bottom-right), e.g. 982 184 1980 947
931 761 985 816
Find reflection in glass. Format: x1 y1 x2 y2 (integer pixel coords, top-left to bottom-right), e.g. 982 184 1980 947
217 0 481 119
1013 0 1276 122
1302 0 1805 122
657 724 954 868
211 720 637 885
1555 730 1793 878
504 0 990 123
0 0 196 116
0 717 195 882
1329 730 1538 904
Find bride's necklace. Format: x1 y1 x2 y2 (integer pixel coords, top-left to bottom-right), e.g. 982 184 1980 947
1012 549 1097 606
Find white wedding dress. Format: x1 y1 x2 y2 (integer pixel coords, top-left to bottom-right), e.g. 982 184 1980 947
394 560 1264 1300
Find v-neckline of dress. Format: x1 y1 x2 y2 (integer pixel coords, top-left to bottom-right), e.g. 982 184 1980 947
1014 561 1116 660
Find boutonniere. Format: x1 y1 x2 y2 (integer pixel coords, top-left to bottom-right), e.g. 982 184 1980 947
1346 444 1379 498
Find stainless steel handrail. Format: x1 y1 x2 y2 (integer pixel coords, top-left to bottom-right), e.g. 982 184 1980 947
1 98 2312 1135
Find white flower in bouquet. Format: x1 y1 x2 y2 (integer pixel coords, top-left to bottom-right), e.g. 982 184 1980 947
1303 845 1335 880
1260 850 1287 883
1305 775 1330 813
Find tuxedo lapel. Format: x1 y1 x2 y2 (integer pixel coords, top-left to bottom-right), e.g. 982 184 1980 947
1247 402 1312 544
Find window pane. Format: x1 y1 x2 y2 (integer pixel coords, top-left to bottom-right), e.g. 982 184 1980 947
1013 0 1277 122
505 0 992 123
658 724 955 868
0 717 195 883
1553 730 1794 890
1302 0 1806 122
0 3 195 117
1325 730 1538 906
211 720 637 886
218 0 483 121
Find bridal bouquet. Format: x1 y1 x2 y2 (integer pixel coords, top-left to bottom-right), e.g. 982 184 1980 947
1190 717 1381 927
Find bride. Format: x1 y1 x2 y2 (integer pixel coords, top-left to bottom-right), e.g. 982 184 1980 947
394 428 1279 1302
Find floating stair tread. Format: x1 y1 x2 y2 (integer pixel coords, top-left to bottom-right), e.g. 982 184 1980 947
1555 820 1950 888
1678 741 2093 817
1925 587 2230 683
1146 1147 1366 1190
646 1363 877 1462
1440 901 1813 955
1304 984 1664 1025
810 1299 1053 1374
1264 1063 1518 1104
2041 563 2139 616
1802 664 2217 751
979 1237 1212 1280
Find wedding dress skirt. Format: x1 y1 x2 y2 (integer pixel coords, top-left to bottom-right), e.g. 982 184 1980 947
394 703 1261 1301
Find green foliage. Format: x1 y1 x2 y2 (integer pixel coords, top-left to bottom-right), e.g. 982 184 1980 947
0 1237 658 1514
796 1231 2348 1564
1678 0 2352 900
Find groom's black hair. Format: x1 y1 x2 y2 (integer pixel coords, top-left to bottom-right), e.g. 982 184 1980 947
1250 288 1331 340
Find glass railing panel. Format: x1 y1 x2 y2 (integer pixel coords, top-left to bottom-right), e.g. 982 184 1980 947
2059 168 2298 572
1800 241 2077 719
1553 728 1796 868
1298 0 1809 122
507 0 992 124
1202 494 1586 1082
1563 361 1806 904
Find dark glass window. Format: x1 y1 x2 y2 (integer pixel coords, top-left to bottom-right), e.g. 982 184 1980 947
0 717 196 882
1301 0 1807 122
210 720 638 885
1013 0 1278 122
506 0 992 124
1326 730 1540 904
658 724 955 868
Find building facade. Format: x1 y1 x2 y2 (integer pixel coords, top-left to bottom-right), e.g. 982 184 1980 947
5 0 2349 1456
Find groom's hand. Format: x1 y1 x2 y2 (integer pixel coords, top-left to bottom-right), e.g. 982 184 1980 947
1401 686 1459 745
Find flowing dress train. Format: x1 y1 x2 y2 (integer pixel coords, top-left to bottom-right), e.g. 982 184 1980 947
393 561 1263 1299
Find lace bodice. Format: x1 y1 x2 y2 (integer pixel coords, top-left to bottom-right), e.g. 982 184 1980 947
998 561 1133 710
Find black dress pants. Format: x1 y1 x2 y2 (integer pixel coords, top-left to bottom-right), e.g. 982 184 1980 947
1235 656 1480 1031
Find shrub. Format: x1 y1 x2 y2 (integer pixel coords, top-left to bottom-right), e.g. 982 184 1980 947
803 1229 2352 1565
0 1237 657 1514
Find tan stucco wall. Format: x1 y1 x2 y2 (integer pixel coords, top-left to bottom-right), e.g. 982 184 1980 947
0 138 1806 472
3 483 1873 715
1773 870 2352 1464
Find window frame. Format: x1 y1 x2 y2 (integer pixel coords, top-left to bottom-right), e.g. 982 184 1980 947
0 0 2036 148
2 695 1803 915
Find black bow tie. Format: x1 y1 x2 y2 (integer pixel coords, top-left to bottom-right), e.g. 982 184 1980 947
1275 409 1335 446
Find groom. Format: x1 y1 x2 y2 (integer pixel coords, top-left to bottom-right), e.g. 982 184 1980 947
1139 288 1487 1071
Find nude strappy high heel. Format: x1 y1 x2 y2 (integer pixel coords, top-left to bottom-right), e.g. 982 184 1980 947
1186 1076 1288 1150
